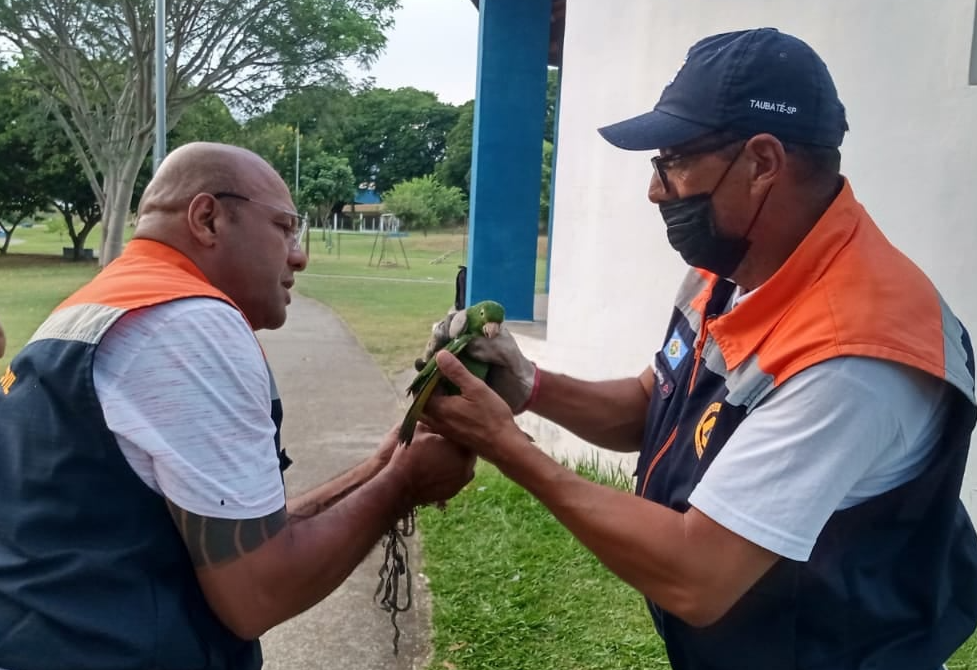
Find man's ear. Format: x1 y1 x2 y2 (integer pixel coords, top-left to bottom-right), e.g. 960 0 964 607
745 133 785 191
186 193 220 247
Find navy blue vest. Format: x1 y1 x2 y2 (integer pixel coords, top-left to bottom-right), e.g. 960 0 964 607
637 272 977 669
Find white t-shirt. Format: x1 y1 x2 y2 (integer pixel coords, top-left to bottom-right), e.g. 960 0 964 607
93 298 286 520
688 355 948 562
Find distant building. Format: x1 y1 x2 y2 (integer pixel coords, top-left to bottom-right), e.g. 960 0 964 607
339 182 384 231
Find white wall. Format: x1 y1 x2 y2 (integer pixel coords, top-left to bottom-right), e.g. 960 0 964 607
519 0 977 515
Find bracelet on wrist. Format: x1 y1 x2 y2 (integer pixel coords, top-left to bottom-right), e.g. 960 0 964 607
516 364 542 414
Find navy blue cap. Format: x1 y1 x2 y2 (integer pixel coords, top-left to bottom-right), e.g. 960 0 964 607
598 28 848 151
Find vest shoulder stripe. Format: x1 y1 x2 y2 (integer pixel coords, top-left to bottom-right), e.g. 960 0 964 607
28 303 125 346
939 297 977 404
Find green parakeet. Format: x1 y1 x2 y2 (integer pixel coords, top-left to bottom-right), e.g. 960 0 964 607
398 300 506 445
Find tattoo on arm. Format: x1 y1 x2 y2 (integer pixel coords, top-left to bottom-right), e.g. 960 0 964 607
166 500 287 568
286 481 362 522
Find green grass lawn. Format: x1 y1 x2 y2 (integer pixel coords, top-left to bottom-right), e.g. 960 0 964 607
0 255 98 359
421 462 977 670
0 223 102 360
955 637 977 669
2 225 975 669
418 461 668 670
298 229 547 375
0 222 115 359
298 230 468 376
2 219 76 256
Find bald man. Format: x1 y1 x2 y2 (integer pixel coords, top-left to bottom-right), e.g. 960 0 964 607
0 143 475 670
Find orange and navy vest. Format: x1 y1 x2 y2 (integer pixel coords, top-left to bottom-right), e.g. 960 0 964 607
638 181 977 669
0 240 290 670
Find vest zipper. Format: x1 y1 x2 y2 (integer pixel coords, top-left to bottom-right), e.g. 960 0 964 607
639 315 713 497
639 426 678 497
687 316 712 393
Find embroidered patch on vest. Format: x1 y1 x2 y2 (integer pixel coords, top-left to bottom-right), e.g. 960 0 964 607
653 363 674 398
694 402 722 458
664 328 689 370
1 365 15 395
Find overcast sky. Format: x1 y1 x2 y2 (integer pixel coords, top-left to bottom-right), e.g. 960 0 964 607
351 0 480 105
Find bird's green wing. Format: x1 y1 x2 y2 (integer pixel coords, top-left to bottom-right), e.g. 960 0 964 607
438 350 489 396
399 333 475 445
405 332 473 396
398 367 443 445
460 351 490 381
406 354 439 396
442 332 474 356
400 301 503 445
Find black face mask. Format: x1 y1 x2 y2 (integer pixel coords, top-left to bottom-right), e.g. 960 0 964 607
660 194 751 278
658 147 767 278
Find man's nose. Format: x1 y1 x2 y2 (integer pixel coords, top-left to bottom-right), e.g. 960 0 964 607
648 171 669 204
289 246 308 272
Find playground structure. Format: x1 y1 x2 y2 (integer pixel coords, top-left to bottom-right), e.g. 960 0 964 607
367 213 409 268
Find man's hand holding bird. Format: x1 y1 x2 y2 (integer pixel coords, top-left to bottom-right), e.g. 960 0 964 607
398 300 507 445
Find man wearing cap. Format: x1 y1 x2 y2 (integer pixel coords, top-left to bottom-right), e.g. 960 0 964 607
420 27 977 669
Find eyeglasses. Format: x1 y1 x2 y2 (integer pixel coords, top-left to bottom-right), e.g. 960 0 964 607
651 138 745 192
213 191 308 251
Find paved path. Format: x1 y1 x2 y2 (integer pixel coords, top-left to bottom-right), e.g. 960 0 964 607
256 293 431 670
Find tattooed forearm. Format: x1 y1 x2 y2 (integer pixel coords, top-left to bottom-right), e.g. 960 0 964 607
286 481 363 521
166 500 288 568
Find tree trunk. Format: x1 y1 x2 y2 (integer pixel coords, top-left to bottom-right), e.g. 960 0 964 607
100 178 127 264
71 232 88 261
62 209 81 261
0 219 23 254
56 205 97 261
99 151 144 266
72 223 97 261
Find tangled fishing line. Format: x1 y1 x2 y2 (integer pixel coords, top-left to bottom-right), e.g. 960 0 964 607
374 509 415 654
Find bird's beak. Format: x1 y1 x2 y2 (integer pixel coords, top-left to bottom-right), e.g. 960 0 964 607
483 322 501 338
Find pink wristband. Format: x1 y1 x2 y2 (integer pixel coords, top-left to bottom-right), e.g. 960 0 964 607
516 364 541 414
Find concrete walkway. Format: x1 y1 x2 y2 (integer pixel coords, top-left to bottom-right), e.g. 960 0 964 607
256 293 431 670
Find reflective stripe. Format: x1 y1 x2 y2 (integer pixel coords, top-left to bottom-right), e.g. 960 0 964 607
674 269 710 335
724 353 776 411
28 303 124 346
940 294 976 403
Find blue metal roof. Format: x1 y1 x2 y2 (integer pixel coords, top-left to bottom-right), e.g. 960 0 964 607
354 188 382 205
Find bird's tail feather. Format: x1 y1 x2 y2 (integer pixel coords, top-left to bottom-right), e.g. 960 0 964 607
398 370 442 445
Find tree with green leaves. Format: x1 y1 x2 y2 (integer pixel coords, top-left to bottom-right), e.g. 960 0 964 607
382 175 466 236
297 153 356 226
168 95 241 147
0 0 399 265
49 178 103 261
131 94 245 209
436 100 474 197
539 139 554 232
544 67 560 144
340 87 459 192
0 62 108 258
36 148 104 261
259 86 354 158
237 123 301 194
0 66 49 254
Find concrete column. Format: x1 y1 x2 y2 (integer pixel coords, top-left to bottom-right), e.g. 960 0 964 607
467 0 551 320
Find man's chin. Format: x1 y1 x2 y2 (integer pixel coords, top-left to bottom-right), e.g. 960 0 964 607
254 308 288 332
266 313 288 330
